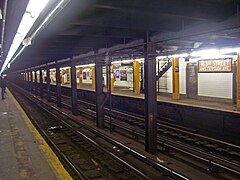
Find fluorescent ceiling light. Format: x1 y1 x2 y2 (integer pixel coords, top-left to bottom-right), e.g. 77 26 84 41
190 49 219 58
76 64 95 68
168 53 189 58
220 47 240 54
0 9 2 19
60 66 71 70
0 0 49 75
191 48 240 59
112 59 134 64
156 56 167 59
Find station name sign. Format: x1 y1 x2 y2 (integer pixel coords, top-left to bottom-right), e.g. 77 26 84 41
198 58 232 73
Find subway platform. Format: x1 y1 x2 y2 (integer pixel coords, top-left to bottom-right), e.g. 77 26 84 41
60 83 240 114
0 89 71 180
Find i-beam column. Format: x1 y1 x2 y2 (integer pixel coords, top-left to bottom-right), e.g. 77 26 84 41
28 71 31 91
39 69 43 98
56 64 62 108
30 70 33 93
144 36 157 153
71 62 78 115
34 70 37 96
95 54 105 128
25 71 28 90
46 68 51 102
237 53 240 108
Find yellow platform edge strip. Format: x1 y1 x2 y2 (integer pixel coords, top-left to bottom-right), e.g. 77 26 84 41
9 90 72 180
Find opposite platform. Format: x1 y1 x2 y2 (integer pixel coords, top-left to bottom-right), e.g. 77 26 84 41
61 83 240 114
0 89 71 180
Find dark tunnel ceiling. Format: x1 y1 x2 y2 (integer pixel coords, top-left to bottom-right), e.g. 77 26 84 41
2 0 240 72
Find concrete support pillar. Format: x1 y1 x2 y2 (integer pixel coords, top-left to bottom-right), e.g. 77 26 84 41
172 57 180 100
144 35 157 154
133 61 140 94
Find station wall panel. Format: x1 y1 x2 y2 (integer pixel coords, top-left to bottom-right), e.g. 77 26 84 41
198 73 232 99
179 58 186 94
167 67 172 93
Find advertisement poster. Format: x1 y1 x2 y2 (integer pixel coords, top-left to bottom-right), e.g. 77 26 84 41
83 72 86 79
120 70 127 81
115 69 119 78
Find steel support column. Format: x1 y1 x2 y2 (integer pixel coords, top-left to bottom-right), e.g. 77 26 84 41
157 59 160 95
140 63 144 93
233 61 237 104
39 69 43 98
28 71 31 91
56 65 62 108
30 70 33 93
46 68 51 102
25 71 28 90
34 70 37 96
71 62 78 115
68 68 71 86
95 54 105 128
144 36 157 153
172 57 180 100
237 53 240 108
110 65 114 91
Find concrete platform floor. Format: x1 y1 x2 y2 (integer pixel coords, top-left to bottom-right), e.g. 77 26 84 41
0 89 71 180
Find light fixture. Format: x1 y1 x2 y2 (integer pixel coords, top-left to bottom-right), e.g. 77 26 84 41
190 47 240 59
190 49 219 58
0 9 2 19
167 53 189 58
220 47 240 54
76 64 95 68
0 0 50 75
111 59 134 64
60 66 71 70
156 56 167 59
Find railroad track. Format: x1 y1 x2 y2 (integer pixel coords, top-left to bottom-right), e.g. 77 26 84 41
9 83 189 179
40 87 240 179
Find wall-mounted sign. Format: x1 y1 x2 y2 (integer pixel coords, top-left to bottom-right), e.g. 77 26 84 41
175 66 179 72
198 58 232 73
